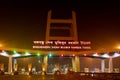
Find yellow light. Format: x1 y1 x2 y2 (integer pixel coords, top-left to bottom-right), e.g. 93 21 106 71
0 44 2 47
117 46 120 49
42 68 45 71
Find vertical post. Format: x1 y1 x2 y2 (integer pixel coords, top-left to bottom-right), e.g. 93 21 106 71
72 56 80 72
8 55 13 74
72 11 78 40
72 57 75 71
101 59 105 72
46 10 52 41
109 57 113 73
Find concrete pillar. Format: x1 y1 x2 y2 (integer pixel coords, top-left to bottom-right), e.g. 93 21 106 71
72 11 78 40
43 56 48 72
72 56 80 72
46 10 52 41
72 57 75 71
101 59 105 72
8 55 13 74
109 57 113 73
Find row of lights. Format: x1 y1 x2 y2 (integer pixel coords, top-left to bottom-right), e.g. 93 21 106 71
0 50 76 58
0 50 120 58
92 52 120 58
0 50 32 57
41 53 76 57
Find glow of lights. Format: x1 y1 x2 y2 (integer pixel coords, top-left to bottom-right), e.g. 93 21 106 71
113 52 120 57
72 54 75 57
48 53 52 57
12 53 21 57
13 50 17 54
117 46 120 49
28 68 31 72
83 54 87 56
0 44 2 47
42 68 45 71
61 54 64 57
0 51 9 57
102 53 110 58
37 52 40 56
93 53 99 57
25 52 31 56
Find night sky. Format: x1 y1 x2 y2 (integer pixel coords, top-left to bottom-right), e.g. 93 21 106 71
0 1 120 50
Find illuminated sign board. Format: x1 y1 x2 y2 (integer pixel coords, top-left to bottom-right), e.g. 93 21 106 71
33 41 91 51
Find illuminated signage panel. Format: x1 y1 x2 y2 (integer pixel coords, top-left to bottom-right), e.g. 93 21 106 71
33 41 91 51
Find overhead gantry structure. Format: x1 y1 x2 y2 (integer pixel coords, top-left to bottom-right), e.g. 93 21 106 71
1 46 120 74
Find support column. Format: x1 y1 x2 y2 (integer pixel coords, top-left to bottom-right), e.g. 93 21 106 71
72 56 80 72
42 56 48 72
8 55 13 74
72 57 75 71
72 11 78 40
46 10 51 41
101 59 105 72
109 57 113 73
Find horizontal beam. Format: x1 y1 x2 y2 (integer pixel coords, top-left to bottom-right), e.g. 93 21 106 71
51 19 72 23
51 27 71 30
0 47 120 55
47 37 76 40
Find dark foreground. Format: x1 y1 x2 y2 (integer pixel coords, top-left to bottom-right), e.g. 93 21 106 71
0 73 120 80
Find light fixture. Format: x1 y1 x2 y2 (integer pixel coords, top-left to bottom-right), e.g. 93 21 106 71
113 52 120 57
72 54 75 57
25 52 31 56
102 53 110 58
0 51 9 57
48 53 52 57
13 50 17 54
93 53 99 57
61 54 64 57
83 54 87 56
37 52 40 56
12 53 21 57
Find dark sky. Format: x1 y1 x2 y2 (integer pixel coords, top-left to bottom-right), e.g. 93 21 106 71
0 1 120 50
